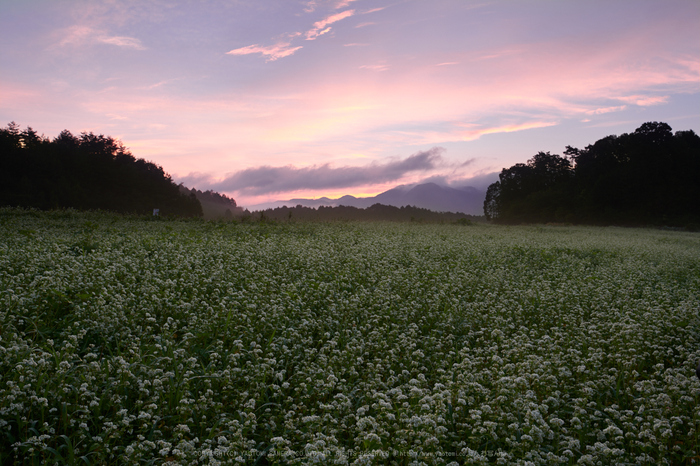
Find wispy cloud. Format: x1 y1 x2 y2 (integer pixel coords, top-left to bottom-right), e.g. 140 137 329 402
336 0 359 8
57 25 94 47
306 10 355 40
226 41 303 62
140 78 182 91
0 80 43 109
176 172 213 189
98 35 145 50
584 105 627 115
11 0 698 207
106 113 128 121
193 148 444 196
363 7 386 14
228 6 357 61
303 0 320 13
444 171 501 191
457 121 559 141
304 0 356 13
56 25 145 50
360 64 390 72
616 95 669 106
391 121 559 145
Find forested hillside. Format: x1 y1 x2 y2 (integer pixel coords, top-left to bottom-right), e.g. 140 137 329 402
0 122 202 217
179 185 243 219
249 203 483 223
484 122 700 227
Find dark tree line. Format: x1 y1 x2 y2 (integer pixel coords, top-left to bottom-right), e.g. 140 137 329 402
484 122 700 227
246 203 483 223
0 122 202 217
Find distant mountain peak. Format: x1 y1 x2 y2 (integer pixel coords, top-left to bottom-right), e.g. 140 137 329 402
247 182 486 215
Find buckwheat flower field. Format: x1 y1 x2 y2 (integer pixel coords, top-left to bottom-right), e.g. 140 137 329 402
1 209 699 465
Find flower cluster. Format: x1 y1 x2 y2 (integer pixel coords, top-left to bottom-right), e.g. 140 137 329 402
1 208 699 464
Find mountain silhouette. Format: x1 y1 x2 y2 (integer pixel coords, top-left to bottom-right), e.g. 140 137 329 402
248 182 485 215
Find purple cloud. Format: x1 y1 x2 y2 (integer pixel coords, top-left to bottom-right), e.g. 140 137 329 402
209 147 444 195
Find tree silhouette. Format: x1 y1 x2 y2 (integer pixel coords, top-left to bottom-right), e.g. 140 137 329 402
484 122 700 227
0 123 203 217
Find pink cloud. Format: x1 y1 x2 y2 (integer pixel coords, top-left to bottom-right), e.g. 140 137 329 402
98 35 145 50
359 64 389 72
106 113 129 121
335 0 359 8
388 121 560 146
57 25 95 47
227 42 303 61
228 8 357 61
303 1 319 13
0 81 42 107
363 7 386 14
306 9 355 40
140 78 183 91
584 105 627 115
17 0 699 207
74 30 698 165
458 121 559 140
55 25 145 50
616 95 669 106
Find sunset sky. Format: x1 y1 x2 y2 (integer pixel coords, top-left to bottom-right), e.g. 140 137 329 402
1 0 699 208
